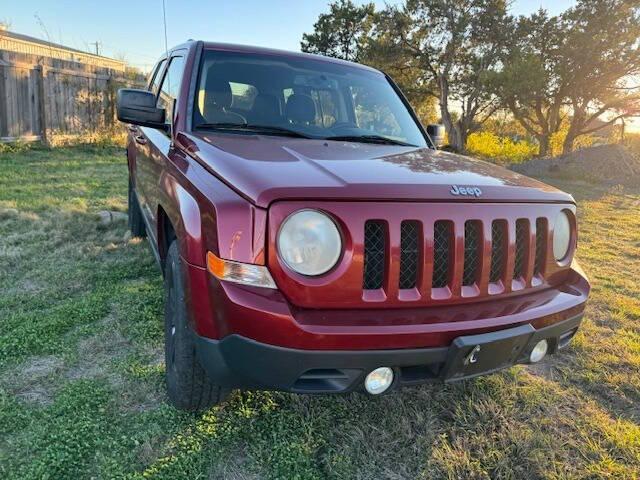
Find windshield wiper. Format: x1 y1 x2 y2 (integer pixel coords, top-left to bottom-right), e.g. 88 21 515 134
196 123 312 139
324 135 416 147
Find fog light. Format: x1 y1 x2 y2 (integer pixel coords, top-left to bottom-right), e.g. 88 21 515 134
529 339 549 363
364 367 394 395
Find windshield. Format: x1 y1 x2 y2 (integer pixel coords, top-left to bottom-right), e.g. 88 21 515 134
193 49 428 147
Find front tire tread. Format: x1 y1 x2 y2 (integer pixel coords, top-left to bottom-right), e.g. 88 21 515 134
164 241 229 411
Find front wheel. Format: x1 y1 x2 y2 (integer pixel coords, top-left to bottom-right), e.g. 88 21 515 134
164 241 229 411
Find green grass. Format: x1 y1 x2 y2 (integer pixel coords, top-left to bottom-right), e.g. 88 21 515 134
0 146 639 479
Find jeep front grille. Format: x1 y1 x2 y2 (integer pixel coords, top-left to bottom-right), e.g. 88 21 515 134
362 214 549 297
269 201 570 309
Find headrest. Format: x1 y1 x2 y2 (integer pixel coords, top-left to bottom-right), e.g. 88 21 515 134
285 94 316 124
204 72 232 109
251 94 280 123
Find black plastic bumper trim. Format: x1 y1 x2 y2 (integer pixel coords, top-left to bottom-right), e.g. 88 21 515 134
194 314 583 394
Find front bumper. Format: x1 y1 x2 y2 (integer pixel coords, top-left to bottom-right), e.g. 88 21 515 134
185 259 590 350
194 313 583 393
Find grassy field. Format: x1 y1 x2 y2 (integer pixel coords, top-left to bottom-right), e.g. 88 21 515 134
0 146 639 479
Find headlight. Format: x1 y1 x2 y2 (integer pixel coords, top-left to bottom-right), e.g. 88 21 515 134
277 210 342 276
553 211 572 261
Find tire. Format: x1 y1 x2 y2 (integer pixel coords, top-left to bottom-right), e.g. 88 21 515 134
164 241 229 411
128 178 146 238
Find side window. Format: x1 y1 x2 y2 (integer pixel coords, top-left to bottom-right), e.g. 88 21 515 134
148 59 167 94
157 56 185 124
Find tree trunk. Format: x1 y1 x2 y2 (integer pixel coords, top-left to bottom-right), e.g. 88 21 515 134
452 126 468 152
563 105 583 155
562 127 577 154
438 102 467 152
437 74 466 152
442 121 466 152
536 134 550 157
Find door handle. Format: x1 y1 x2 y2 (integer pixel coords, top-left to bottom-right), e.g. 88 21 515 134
134 134 147 145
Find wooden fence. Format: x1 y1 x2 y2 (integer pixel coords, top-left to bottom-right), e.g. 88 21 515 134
0 61 140 143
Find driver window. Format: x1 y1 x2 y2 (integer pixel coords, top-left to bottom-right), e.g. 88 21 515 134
157 56 185 125
148 59 166 94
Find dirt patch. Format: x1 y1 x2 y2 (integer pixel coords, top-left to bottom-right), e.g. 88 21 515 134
207 450 262 480
64 313 165 412
1 355 65 406
65 315 131 383
1 312 164 411
512 144 640 186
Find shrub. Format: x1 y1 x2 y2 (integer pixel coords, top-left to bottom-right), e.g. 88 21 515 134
623 132 640 155
48 127 127 149
466 131 537 165
0 127 127 156
0 139 34 155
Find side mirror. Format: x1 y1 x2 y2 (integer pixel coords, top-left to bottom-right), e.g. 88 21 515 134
426 124 446 149
117 89 167 130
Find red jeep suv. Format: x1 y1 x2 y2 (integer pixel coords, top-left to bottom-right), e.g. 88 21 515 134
117 41 590 411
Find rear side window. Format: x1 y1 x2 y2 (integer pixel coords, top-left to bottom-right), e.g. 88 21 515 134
157 56 185 123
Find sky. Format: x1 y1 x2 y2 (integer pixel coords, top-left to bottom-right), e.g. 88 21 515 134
3 0 577 72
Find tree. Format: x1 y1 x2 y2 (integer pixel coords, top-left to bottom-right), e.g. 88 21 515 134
365 22 438 125
301 1 438 126
558 0 640 153
491 10 568 157
371 0 512 152
0 20 9 39
301 0 375 62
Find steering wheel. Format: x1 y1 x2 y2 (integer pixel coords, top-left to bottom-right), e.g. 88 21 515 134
225 110 247 124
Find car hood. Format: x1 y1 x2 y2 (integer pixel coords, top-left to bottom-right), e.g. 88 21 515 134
179 132 573 207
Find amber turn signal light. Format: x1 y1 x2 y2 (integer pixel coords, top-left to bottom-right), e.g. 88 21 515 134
206 252 277 289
